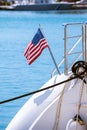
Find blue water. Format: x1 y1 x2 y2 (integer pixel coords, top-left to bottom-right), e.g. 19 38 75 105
0 10 87 130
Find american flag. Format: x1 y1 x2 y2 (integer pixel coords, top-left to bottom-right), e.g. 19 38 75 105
24 28 49 64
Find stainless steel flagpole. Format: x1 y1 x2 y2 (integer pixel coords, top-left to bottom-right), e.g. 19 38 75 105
39 26 61 74
47 46 60 74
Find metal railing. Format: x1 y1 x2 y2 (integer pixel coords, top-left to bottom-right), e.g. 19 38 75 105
52 22 87 77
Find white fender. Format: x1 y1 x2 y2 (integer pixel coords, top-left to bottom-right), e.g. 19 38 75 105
66 116 86 130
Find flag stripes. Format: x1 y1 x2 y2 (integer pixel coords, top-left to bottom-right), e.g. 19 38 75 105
24 36 48 64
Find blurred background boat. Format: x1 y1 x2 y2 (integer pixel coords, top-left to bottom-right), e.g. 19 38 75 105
0 0 86 11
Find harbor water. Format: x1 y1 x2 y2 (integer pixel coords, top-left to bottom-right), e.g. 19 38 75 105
0 10 87 130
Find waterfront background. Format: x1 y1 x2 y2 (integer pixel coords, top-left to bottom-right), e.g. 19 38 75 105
0 10 87 130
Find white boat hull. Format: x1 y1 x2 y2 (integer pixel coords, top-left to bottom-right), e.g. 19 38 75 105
6 74 87 130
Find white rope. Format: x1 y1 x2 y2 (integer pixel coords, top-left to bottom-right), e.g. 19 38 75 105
78 82 84 116
53 78 78 130
76 81 86 130
53 86 65 130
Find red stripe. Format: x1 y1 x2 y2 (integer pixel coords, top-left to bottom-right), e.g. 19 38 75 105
24 42 32 56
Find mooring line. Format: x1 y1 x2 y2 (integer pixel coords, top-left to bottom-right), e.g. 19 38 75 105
0 75 78 104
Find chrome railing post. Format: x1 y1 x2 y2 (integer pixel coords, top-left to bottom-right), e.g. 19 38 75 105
85 23 87 62
64 24 68 75
82 24 86 61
